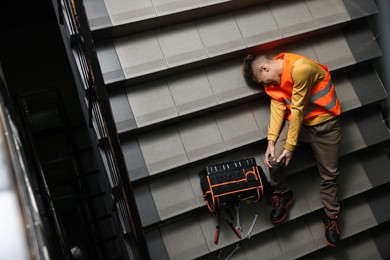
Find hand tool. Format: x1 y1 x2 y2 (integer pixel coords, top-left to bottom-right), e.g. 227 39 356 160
234 202 242 232
245 212 260 239
214 211 221 244
215 249 222 260
225 243 241 260
220 208 241 239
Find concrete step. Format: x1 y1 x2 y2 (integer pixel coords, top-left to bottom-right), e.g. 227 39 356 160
85 0 378 38
108 24 383 135
132 106 390 228
152 184 390 259
299 226 388 260
86 0 280 39
81 0 389 259
94 0 378 88
120 76 387 183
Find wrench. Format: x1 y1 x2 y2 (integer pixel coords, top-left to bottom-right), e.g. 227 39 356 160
234 203 242 232
225 243 241 260
216 249 222 260
245 212 260 239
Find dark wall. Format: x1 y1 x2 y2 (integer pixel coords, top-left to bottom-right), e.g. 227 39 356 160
0 0 83 124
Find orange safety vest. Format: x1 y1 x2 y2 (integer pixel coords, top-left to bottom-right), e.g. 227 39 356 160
264 53 340 121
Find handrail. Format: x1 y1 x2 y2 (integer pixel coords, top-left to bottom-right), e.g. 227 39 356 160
0 78 50 260
57 0 150 259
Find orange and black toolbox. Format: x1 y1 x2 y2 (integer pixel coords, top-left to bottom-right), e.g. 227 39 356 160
200 158 269 212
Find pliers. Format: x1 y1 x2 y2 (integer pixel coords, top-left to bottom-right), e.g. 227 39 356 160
214 207 242 244
214 211 221 244
220 208 242 239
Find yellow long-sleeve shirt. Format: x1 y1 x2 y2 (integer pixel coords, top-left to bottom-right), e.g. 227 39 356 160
267 58 336 151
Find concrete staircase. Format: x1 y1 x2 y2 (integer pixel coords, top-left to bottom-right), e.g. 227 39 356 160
83 0 390 259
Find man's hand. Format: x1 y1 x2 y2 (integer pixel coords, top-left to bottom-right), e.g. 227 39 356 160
265 141 293 168
276 149 293 166
264 141 275 168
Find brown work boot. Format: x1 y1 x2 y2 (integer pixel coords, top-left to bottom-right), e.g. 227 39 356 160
322 213 340 247
270 191 294 224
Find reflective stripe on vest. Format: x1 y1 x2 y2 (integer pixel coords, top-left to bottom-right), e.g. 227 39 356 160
283 99 319 118
265 53 340 121
284 78 338 114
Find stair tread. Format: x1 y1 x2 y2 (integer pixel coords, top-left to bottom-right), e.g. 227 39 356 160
123 86 388 181
95 2 378 87
138 131 390 227
80 0 388 259
110 28 382 136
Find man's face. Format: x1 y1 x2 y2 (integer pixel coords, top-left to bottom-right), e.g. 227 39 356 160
252 64 281 86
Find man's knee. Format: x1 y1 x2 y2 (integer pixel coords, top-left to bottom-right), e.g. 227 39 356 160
269 159 287 171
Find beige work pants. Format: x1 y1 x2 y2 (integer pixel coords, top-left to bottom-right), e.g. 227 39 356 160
269 117 341 216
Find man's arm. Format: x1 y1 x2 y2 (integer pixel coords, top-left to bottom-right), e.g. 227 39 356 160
285 61 318 151
265 98 285 168
268 98 286 142
274 60 320 166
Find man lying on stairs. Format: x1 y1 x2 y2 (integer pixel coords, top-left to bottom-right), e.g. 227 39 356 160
242 52 341 247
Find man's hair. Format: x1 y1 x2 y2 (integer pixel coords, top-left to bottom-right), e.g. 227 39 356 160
242 54 272 84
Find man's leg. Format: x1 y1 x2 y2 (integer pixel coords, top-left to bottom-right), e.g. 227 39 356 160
269 121 294 223
309 117 341 246
269 121 290 192
310 117 341 216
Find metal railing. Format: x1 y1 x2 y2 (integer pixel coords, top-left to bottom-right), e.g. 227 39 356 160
0 72 51 260
56 0 150 259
